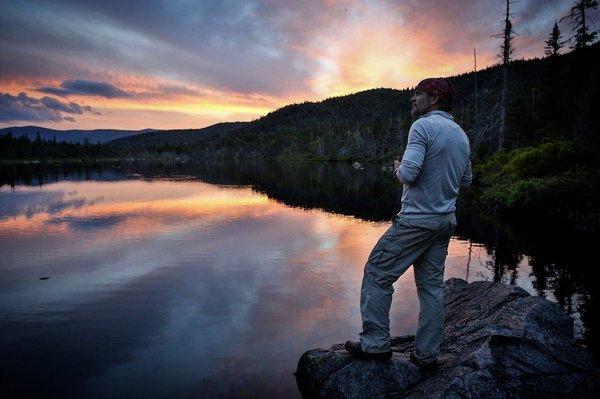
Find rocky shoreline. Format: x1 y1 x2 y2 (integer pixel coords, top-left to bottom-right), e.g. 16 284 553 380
295 278 599 398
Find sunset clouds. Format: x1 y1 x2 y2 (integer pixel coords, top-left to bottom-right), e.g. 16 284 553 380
0 0 595 129
0 92 99 123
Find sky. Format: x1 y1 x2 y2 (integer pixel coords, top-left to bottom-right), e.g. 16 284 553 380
0 0 595 130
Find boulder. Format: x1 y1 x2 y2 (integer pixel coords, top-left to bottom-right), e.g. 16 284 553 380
295 278 599 398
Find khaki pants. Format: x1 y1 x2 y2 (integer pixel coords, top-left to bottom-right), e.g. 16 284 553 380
359 213 456 364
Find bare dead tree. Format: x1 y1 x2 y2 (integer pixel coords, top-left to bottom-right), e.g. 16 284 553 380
496 0 517 150
473 48 480 142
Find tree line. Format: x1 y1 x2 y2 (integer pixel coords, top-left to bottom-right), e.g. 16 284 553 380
0 132 126 160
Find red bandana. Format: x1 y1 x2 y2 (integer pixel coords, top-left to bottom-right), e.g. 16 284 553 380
415 78 454 102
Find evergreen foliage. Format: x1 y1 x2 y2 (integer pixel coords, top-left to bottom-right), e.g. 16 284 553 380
544 21 565 56
476 139 600 230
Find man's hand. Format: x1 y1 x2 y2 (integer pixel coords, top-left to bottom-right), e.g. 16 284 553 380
393 159 401 171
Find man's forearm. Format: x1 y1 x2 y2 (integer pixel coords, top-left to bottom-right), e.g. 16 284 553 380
395 158 422 184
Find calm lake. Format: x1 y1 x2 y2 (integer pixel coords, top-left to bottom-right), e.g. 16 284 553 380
1 161 598 398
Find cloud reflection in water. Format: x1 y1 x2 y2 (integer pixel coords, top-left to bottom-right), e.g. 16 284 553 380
0 178 514 397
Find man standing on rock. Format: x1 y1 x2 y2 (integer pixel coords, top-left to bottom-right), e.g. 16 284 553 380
345 78 472 368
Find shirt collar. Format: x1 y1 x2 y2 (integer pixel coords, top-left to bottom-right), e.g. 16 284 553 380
420 110 454 120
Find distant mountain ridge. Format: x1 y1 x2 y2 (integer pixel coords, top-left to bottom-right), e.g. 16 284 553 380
109 122 248 147
0 126 157 144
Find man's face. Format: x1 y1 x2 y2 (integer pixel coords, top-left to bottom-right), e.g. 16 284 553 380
410 90 435 117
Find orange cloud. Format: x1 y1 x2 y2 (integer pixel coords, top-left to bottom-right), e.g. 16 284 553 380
302 2 497 97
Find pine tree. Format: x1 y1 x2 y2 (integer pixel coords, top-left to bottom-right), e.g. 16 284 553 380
545 21 565 56
561 0 598 49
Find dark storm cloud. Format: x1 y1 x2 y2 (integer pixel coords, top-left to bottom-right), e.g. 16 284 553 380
40 96 84 113
37 80 131 98
37 87 73 97
62 80 131 98
0 92 99 123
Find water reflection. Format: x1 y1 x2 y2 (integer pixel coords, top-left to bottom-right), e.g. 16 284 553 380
0 162 597 398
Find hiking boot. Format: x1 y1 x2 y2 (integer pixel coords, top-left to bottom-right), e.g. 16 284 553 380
410 351 439 372
344 341 392 362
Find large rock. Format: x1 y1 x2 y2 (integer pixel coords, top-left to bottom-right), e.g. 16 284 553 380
295 278 599 398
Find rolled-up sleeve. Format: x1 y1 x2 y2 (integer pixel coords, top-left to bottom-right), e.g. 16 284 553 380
461 160 473 187
395 122 427 185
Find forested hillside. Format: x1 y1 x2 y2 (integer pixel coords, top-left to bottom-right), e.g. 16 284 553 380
111 43 600 164
110 122 247 148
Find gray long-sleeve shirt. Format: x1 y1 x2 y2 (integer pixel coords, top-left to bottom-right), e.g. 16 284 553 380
395 110 472 217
